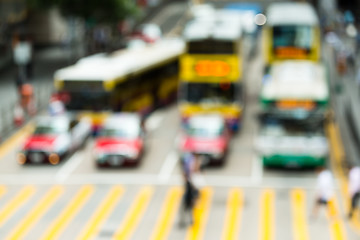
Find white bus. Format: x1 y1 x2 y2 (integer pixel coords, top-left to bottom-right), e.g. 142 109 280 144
257 60 329 168
54 38 185 133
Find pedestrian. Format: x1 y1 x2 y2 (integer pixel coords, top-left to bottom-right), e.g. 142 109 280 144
312 167 335 218
178 152 201 227
178 177 197 227
348 165 360 219
12 31 33 87
48 95 65 116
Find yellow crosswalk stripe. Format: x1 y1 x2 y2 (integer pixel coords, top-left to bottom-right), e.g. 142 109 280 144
6 185 63 240
259 189 275 240
221 188 243 240
0 185 6 197
0 185 35 226
150 186 183 240
76 186 124 240
327 197 347 240
0 123 34 160
290 189 309 240
40 185 94 240
113 186 154 240
185 187 213 240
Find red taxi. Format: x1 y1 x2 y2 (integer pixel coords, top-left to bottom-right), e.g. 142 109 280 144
17 115 91 165
93 113 144 167
179 114 230 165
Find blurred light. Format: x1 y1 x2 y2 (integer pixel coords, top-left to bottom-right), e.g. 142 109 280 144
254 13 266 26
346 24 357 38
17 153 26 165
49 153 60 165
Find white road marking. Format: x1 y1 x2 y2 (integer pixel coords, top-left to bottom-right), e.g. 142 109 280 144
251 156 263 184
144 110 165 133
157 150 179 182
55 151 84 183
0 173 325 189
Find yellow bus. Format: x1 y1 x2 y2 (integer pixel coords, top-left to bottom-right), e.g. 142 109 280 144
179 9 244 131
54 38 185 133
263 2 321 66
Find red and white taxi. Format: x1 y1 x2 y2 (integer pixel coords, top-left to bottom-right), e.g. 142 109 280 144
93 113 144 167
179 114 230 165
18 115 91 165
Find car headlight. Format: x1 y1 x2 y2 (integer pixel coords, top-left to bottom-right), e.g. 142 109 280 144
210 151 224 159
123 149 139 159
93 149 106 159
17 152 27 165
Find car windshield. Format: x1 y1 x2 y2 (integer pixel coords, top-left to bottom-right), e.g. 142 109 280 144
187 125 223 138
34 125 67 135
99 127 139 139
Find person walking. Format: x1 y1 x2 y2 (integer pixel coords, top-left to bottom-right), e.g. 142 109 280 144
178 152 201 227
348 165 360 219
312 167 335 218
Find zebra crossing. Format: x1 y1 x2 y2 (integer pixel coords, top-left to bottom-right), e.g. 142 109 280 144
0 184 359 240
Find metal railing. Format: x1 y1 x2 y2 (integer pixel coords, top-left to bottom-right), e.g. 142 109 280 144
0 82 54 142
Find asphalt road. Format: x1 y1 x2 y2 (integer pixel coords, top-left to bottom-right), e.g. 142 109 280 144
0 1 359 240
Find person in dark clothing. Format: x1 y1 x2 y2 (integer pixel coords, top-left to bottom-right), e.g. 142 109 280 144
179 178 198 227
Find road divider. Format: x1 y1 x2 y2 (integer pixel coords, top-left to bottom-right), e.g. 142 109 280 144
158 150 179 182
55 151 84 183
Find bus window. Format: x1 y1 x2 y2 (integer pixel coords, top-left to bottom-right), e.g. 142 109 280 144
64 91 111 111
187 40 236 54
273 25 312 51
184 82 236 104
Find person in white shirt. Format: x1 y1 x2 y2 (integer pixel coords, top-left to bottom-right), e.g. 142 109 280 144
312 167 335 218
348 165 360 219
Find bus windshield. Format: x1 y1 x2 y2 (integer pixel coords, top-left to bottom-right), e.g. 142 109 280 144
183 83 237 104
64 91 112 111
260 115 324 136
272 25 312 50
188 40 236 54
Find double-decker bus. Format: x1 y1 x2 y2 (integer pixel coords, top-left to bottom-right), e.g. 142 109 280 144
257 60 329 167
263 2 321 66
179 9 244 131
54 38 185 133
